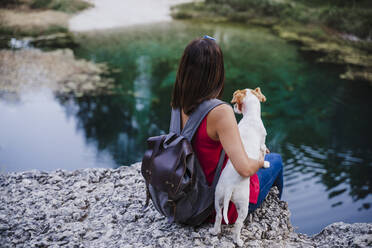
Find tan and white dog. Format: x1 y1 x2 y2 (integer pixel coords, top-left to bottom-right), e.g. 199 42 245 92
211 87 270 247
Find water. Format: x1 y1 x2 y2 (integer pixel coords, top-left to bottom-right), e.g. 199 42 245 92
1 21 371 235
0 90 116 172
68 0 193 31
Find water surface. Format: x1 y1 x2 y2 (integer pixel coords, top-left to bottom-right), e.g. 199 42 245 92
1 21 371 235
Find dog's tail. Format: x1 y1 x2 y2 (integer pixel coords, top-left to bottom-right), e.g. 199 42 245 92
223 188 233 225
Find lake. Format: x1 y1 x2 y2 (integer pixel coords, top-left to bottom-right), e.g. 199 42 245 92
1 20 371 235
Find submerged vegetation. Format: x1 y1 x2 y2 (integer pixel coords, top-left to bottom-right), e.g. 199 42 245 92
171 0 372 83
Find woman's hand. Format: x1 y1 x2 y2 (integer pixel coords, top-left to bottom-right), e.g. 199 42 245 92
258 151 266 168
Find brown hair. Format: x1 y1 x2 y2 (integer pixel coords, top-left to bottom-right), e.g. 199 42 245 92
171 37 225 115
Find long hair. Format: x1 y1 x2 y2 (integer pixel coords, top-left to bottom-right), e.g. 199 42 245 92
171 37 225 115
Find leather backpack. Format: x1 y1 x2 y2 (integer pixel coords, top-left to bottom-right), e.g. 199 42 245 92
141 99 227 226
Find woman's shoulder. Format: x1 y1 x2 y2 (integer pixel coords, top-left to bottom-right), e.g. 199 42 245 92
204 102 234 141
207 102 235 127
209 102 234 119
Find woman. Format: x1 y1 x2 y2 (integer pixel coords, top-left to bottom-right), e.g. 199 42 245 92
171 36 283 224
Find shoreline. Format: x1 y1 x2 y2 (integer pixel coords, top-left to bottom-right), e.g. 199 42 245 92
170 1 372 84
0 48 115 97
0 0 195 39
69 0 195 32
1 163 371 247
1 1 371 84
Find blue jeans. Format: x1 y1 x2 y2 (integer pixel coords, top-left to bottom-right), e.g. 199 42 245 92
248 153 283 212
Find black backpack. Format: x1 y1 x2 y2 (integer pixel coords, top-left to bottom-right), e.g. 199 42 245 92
141 99 227 226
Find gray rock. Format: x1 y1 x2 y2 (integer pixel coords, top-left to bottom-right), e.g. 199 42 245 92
311 222 372 247
0 163 370 247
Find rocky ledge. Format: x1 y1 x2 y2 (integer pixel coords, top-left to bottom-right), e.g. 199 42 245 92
0 163 371 247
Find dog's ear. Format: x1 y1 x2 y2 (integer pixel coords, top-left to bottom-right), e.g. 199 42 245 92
253 87 266 102
231 89 247 112
231 90 240 104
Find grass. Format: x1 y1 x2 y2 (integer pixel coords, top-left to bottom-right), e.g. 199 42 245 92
0 0 92 13
30 0 93 14
0 24 68 37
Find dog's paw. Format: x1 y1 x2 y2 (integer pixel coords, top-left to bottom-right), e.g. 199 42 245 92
235 238 244 247
210 227 220 236
263 161 270 168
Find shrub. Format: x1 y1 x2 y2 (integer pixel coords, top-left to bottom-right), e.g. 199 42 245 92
320 7 372 39
204 0 372 39
0 0 20 8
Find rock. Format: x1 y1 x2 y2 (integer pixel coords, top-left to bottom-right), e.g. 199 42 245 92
0 48 115 97
0 163 370 247
311 222 372 247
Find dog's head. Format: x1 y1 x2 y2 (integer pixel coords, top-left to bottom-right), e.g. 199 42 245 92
231 87 266 114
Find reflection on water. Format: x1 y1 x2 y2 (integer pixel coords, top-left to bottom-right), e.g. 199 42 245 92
1 21 371 234
0 90 116 172
283 143 372 233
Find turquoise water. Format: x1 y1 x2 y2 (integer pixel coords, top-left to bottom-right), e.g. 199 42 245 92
1 21 371 234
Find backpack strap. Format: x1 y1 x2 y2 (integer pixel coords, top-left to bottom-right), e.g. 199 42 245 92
169 108 181 134
169 99 227 138
181 99 226 141
169 99 228 189
212 149 225 188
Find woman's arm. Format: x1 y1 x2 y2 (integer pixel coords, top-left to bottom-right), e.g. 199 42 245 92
207 104 265 177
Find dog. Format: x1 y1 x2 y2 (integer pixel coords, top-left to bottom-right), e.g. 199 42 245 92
211 87 270 247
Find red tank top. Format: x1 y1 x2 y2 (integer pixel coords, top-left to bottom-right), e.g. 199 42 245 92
192 116 260 224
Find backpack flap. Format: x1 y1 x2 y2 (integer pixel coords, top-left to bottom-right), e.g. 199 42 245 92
141 135 165 182
142 133 194 200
